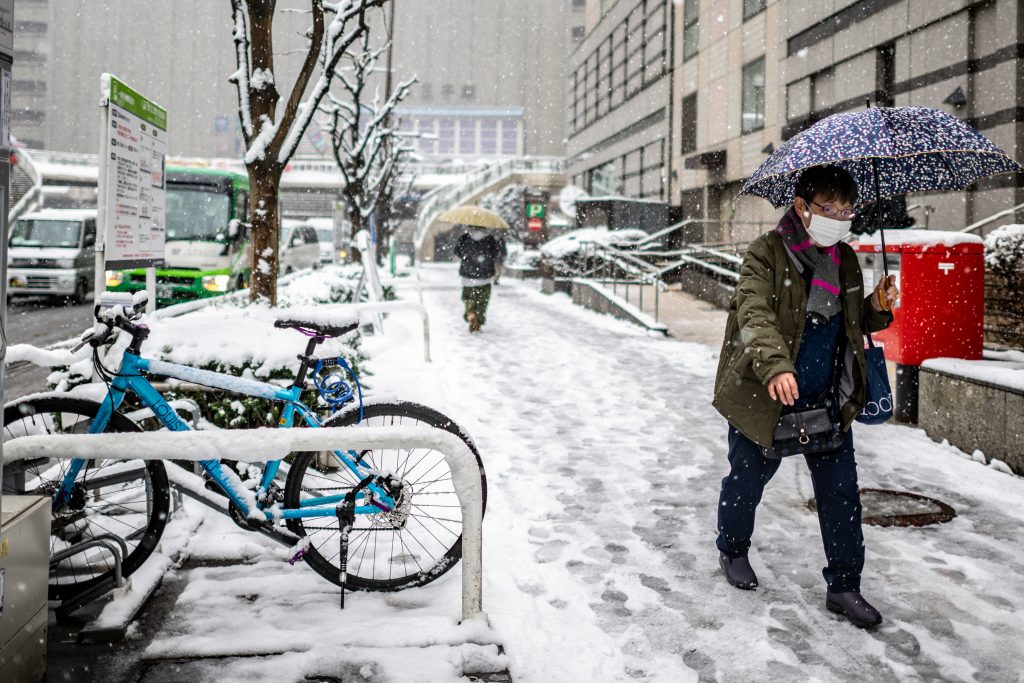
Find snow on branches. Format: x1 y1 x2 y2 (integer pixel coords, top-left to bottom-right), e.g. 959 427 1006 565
318 19 416 233
227 0 389 168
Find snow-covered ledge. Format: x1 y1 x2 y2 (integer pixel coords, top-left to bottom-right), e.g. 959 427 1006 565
3 425 483 621
919 352 1024 475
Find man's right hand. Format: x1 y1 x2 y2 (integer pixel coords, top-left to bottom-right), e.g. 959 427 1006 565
767 372 799 406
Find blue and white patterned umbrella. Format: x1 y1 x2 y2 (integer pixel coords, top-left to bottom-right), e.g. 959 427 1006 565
741 106 1023 208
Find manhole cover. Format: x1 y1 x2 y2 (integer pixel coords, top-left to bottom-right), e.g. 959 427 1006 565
807 488 956 527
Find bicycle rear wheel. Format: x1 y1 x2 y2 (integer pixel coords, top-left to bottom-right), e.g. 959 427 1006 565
283 400 487 591
2 397 170 602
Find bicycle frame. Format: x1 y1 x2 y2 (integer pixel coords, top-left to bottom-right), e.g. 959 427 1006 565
54 350 395 522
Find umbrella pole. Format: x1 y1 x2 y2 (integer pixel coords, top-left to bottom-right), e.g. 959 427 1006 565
871 155 889 278
865 98 890 279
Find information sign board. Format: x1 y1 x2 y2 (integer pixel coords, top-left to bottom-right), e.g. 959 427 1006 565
99 74 167 269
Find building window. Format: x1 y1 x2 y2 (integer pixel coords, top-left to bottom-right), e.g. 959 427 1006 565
589 159 619 196
500 119 519 155
459 119 477 154
643 1 667 83
11 80 46 94
14 21 47 33
12 50 45 64
876 43 896 107
13 109 45 124
680 92 697 154
741 57 766 134
417 119 436 154
571 25 585 40
480 119 497 155
438 118 455 154
683 0 699 62
743 0 766 20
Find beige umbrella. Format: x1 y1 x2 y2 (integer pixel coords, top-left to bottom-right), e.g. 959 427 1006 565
437 205 508 230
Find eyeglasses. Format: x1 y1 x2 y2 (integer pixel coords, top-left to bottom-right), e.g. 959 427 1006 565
810 200 857 220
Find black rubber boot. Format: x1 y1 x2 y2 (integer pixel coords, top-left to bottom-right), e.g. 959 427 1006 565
719 553 758 590
826 591 883 628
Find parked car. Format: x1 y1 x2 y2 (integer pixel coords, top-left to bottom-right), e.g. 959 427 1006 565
279 220 321 274
7 209 97 304
306 217 336 264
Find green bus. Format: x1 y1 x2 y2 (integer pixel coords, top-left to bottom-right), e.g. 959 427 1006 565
106 166 250 306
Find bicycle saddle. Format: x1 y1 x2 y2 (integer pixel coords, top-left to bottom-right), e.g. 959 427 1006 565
274 313 360 338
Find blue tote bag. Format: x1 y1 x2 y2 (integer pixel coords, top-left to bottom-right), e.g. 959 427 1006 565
856 335 894 425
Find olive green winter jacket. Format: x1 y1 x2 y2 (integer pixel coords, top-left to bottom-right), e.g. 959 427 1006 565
711 230 893 447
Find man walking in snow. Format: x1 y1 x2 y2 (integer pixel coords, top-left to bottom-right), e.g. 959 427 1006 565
454 226 504 332
712 165 900 628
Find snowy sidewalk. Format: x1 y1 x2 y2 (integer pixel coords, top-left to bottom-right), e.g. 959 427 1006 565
372 265 1024 682
75 264 1024 682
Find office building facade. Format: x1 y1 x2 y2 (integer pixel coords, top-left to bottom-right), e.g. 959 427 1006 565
571 0 1024 243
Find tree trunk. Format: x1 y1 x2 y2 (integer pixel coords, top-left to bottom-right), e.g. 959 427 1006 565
248 167 281 304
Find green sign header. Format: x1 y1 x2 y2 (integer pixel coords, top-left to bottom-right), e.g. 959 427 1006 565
526 203 546 219
109 75 167 131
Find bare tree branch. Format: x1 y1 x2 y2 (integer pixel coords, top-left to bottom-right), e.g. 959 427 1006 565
227 0 254 142
266 0 325 163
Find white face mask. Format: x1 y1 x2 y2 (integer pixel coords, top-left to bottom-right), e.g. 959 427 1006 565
469 228 487 240
805 212 851 247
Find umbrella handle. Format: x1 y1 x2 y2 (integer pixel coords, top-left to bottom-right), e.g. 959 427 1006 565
876 275 895 312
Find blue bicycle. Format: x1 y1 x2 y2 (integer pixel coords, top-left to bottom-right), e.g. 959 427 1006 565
2 293 486 601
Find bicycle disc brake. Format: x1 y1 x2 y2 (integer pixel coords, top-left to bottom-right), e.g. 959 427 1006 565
377 477 412 530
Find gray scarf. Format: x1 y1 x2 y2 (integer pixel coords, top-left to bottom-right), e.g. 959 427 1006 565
775 207 842 320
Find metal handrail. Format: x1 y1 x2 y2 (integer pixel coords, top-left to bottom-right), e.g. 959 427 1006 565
413 156 566 249
960 201 1024 234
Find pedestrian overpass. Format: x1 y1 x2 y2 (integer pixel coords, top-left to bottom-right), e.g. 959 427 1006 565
413 157 566 261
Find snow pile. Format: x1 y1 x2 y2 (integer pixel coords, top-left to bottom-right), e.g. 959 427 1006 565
922 356 1024 392
540 227 648 260
506 243 542 269
856 229 983 249
278 263 362 305
558 184 589 218
983 223 1024 276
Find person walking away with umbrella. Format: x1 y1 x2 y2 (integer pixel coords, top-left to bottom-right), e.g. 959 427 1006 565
455 225 504 332
712 165 899 628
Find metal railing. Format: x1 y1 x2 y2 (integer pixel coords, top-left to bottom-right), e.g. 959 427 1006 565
960 201 1024 235
4 424 486 621
567 232 751 323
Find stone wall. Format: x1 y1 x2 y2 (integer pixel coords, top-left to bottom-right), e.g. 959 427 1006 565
919 368 1024 475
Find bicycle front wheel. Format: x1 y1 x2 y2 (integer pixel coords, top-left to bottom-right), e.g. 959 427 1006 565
2 397 170 602
283 400 487 591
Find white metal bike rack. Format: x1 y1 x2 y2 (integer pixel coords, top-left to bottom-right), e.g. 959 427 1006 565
3 425 483 621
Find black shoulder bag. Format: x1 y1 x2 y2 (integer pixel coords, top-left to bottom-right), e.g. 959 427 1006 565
762 336 846 460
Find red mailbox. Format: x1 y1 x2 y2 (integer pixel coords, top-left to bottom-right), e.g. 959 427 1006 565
851 230 985 422
851 230 985 365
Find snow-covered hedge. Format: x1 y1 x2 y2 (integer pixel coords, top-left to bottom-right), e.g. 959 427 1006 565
47 265 370 429
983 224 1024 350
539 227 648 277
984 224 1024 277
